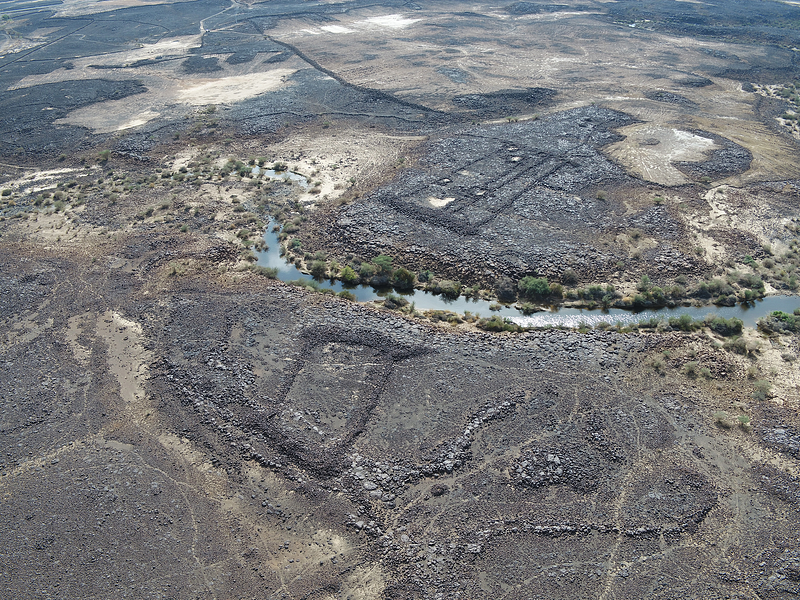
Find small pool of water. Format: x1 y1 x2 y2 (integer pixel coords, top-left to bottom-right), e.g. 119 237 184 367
251 167 309 189
256 221 800 328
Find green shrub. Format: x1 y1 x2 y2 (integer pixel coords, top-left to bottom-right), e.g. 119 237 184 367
737 415 752 431
752 379 772 401
705 316 743 337
738 273 764 290
418 270 434 283
383 293 409 309
631 294 650 309
252 265 278 278
359 262 377 278
650 286 666 304
518 276 550 299
477 315 523 333
581 285 605 301
695 278 734 299
518 302 540 315
0 188 11 196
337 290 356 301
713 411 733 429
392 267 416 290
340 265 359 285
437 280 462 299
668 285 685 298
669 313 699 331
372 254 393 275
290 278 320 290
561 268 578 286
740 288 762 302
723 336 749 355
310 260 328 279
682 361 699 377
758 310 800 334
637 317 663 329
425 309 461 323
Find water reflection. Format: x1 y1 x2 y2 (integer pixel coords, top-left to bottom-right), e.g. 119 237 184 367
251 166 309 189
256 221 799 329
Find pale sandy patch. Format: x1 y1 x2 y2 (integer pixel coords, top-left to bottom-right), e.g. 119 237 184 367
428 196 455 207
8 35 201 91
116 110 162 132
118 36 201 64
0 26 66 56
341 563 386 600
2 167 100 195
96 310 152 424
176 69 296 105
262 129 425 205
56 102 162 133
55 68 296 132
358 14 421 29
0 38 43 56
320 25 354 34
605 125 717 186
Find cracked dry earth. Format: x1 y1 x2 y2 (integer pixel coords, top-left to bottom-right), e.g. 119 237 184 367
1 240 799 599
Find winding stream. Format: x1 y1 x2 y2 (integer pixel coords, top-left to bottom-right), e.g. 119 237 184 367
256 222 800 328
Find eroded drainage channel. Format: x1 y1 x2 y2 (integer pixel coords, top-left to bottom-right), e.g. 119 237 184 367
256 222 800 329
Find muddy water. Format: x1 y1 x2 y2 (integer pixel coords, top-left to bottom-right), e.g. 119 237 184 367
256 221 800 328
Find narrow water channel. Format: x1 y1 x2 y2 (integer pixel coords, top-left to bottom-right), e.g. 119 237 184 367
256 221 800 328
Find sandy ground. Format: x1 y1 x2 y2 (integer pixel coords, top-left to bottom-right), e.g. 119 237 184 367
54 60 300 133
7 35 203 90
234 128 426 205
606 125 718 186
265 7 800 186
53 67 298 133
7 32 302 134
0 166 101 195
428 196 455 207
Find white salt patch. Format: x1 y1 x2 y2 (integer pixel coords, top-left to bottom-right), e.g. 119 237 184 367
359 14 420 29
320 25 354 34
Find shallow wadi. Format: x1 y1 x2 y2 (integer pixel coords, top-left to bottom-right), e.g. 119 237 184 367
1 0 800 598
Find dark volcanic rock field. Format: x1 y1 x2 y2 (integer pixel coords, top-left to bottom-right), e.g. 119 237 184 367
1 238 798 598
